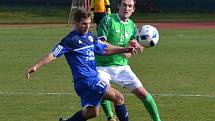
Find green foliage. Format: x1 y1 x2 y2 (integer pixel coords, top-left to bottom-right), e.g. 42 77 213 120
0 25 215 121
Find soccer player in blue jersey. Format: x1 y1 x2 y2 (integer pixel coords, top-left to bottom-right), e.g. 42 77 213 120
25 9 136 121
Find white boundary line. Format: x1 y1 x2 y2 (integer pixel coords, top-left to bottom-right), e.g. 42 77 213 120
0 92 214 98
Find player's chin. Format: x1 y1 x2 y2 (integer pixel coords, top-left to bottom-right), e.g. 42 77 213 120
124 13 132 18
81 30 88 34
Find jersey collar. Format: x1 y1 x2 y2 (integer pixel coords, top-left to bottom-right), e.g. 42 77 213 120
117 13 128 24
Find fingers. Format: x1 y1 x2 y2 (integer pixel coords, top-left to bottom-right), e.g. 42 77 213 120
26 69 32 79
129 40 144 53
26 72 31 79
137 46 144 53
124 47 137 54
132 47 137 54
141 46 144 53
25 67 36 79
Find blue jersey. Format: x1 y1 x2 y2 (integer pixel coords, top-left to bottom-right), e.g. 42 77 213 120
51 29 107 81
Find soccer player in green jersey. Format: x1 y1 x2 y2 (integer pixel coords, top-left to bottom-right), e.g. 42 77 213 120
96 0 161 121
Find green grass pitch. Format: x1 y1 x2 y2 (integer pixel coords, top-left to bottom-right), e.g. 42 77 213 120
0 25 215 121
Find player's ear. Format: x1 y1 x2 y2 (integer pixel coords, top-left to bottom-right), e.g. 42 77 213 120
118 2 121 9
73 21 79 28
132 5 135 12
133 6 135 12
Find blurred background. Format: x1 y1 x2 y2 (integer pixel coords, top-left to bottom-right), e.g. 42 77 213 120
0 0 215 24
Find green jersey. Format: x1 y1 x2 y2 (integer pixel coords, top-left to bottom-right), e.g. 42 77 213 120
96 13 137 66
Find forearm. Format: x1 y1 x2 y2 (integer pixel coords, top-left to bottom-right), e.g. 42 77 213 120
100 39 135 56
26 53 56 79
32 53 56 71
103 46 126 56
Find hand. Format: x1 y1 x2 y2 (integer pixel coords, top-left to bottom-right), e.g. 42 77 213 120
107 10 111 15
25 66 37 79
90 11 94 20
129 40 144 53
124 47 137 54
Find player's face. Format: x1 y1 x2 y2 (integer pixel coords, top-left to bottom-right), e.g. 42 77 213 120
75 17 91 34
118 0 135 21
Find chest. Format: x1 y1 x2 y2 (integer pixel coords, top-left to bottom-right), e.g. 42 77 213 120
109 23 134 46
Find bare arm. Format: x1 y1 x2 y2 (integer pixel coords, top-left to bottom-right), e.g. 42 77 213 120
25 53 56 79
129 39 144 53
123 39 144 58
102 41 136 56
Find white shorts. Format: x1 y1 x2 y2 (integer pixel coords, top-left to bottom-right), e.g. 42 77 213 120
97 66 143 91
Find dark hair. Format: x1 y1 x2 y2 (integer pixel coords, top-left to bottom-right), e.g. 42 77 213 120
118 0 136 5
73 9 91 22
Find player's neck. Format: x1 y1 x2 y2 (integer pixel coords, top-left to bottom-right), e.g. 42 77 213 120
117 13 128 23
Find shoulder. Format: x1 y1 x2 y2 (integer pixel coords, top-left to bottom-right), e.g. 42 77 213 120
100 14 119 27
60 30 78 45
64 30 77 39
88 31 97 38
102 14 117 22
128 18 135 25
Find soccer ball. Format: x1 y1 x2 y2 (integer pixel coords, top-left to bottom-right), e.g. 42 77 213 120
136 25 159 48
